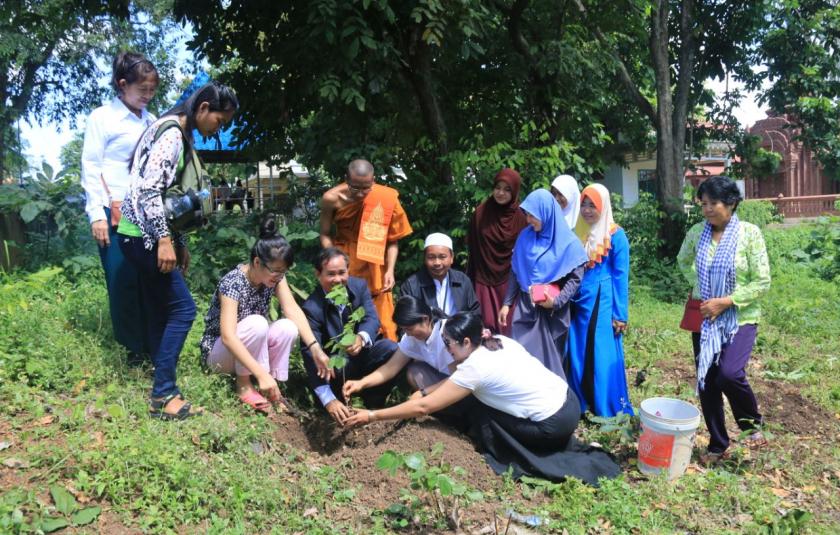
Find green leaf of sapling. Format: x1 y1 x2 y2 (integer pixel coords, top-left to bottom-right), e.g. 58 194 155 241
50 485 77 515
403 453 425 471
71 506 101 526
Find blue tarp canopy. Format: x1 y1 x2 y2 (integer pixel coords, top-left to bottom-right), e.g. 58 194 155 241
174 72 249 162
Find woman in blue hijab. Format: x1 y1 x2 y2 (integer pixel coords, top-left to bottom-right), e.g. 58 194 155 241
498 189 588 378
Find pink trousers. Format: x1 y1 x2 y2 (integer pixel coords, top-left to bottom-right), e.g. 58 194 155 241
206 315 297 381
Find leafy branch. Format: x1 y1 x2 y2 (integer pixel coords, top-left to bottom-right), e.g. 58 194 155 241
324 284 366 371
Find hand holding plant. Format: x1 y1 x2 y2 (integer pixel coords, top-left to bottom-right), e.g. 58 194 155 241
343 379 364 400
324 284 366 371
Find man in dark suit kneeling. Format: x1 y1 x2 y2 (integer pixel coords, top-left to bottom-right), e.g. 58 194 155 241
301 247 398 425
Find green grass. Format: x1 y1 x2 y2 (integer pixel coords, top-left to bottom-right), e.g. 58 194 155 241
1 224 839 533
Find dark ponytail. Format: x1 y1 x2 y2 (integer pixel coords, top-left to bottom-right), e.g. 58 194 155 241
250 214 294 267
129 80 239 172
111 51 159 94
159 81 239 145
392 295 447 328
443 312 503 351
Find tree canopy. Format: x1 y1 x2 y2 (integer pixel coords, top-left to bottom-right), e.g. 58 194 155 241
754 0 840 179
0 0 188 179
176 1 647 178
176 0 779 232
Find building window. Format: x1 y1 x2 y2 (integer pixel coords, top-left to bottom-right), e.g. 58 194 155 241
638 169 657 197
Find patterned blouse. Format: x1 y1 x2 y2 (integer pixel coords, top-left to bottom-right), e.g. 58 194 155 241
120 115 187 250
200 266 274 359
677 221 771 325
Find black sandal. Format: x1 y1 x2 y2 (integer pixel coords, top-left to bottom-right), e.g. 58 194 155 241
150 393 202 421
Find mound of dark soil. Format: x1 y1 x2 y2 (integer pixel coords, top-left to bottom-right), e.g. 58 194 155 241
269 409 507 530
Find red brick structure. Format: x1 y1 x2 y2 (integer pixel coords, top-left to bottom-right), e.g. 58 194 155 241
746 113 840 199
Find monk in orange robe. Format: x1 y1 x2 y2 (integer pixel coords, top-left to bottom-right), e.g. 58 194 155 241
319 159 413 341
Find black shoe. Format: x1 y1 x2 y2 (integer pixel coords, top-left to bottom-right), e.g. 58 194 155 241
127 351 146 367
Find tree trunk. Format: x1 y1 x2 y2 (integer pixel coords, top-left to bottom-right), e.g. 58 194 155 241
505 0 561 143
400 27 452 184
0 41 56 181
650 0 686 217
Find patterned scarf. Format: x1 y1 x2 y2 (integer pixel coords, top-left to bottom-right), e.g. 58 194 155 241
695 214 740 390
574 184 616 268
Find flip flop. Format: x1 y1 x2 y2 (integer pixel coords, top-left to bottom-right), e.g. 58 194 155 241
699 449 731 466
239 389 271 414
742 431 768 449
149 393 203 421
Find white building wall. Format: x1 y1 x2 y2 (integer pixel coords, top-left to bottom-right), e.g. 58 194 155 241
602 164 624 201
604 157 657 207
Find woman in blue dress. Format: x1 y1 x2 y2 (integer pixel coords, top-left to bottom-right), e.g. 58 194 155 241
568 184 633 417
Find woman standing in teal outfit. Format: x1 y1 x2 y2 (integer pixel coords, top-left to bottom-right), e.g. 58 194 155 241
568 184 633 417
81 52 159 362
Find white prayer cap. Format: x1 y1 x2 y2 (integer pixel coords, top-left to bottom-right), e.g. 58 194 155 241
424 232 453 251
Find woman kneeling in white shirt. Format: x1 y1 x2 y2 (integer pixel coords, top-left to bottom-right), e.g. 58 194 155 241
345 311 620 485
343 296 473 430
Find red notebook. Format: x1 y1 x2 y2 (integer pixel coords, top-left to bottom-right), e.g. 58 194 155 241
530 283 561 303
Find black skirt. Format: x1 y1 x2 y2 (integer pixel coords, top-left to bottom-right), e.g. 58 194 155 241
466 390 620 486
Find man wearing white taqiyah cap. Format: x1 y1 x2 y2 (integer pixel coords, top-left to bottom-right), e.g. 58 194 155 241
399 232 480 317
423 232 453 250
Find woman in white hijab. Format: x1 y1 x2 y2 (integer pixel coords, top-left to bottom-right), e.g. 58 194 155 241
550 174 581 230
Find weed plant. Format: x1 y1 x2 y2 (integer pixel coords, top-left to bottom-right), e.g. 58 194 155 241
1 223 839 533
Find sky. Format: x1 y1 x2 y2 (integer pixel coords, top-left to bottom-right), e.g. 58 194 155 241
18 20 196 175
19 71 770 173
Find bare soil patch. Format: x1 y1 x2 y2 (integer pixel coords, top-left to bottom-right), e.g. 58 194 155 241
650 351 839 442
269 408 518 530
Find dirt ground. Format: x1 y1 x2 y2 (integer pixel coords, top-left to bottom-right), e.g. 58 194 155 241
269 410 513 531
643 351 840 525
649 352 838 441
4 356 839 533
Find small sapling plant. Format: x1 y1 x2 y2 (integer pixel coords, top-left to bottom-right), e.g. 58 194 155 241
323 284 366 391
40 485 101 532
376 442 483 531
588 410 640 448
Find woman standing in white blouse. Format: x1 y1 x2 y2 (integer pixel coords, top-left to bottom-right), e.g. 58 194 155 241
81 52 159 363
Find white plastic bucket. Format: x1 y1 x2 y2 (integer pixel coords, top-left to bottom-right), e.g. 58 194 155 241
637 397 701 480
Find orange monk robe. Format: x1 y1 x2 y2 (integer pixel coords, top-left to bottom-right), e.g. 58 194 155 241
333 184 413 341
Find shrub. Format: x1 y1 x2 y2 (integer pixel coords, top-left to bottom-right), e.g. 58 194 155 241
791 215 840 283
187 211 320 298
612 192 665 275
735 200 782 228
0 163 95 271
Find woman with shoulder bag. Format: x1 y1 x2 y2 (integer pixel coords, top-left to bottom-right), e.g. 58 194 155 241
117 81 239 420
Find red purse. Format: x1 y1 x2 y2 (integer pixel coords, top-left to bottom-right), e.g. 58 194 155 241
530 283 561 303
680 295 703 332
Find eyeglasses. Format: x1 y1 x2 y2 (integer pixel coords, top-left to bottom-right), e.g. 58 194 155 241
347 182 373 193
441 335 456 348
262 262 287 279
